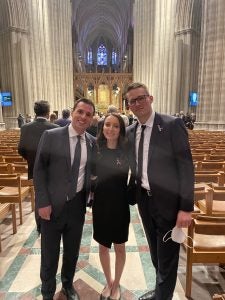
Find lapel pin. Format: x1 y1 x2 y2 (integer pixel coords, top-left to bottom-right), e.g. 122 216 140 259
157 125 163 132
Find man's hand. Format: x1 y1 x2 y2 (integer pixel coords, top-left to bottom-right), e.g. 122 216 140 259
38 205 52 220
176 210 192 228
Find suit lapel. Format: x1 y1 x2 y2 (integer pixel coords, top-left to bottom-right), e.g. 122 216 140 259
61 126 71 170
86 133 94 160
129 122 138 157
148 113 162 163
127 122 138 172
84 133 94 201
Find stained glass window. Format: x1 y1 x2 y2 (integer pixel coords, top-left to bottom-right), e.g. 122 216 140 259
112 50 117 65
97 44 107 65
87 48 93 64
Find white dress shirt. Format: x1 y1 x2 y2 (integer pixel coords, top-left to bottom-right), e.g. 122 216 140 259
68 124 87 193
136 111 155 190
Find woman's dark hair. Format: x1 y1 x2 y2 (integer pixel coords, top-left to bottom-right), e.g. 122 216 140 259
97 113 127 150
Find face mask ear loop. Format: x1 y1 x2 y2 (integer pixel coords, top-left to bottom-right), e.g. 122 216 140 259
163 230 172 243
183 235 194 248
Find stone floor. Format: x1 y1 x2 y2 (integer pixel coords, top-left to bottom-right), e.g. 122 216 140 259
0 199 225 300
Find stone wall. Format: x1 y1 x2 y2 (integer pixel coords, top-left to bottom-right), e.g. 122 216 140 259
0 0 73 128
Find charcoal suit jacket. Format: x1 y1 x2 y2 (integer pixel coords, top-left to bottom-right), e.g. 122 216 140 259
126 113 194 221
18 118 59 179
33 126 96 218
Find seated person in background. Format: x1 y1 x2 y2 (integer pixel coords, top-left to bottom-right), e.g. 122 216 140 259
55 108 71 127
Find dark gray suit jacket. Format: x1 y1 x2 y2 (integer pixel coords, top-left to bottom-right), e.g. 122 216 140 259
18 119 59 179
127 112 194 221
33 126 96 217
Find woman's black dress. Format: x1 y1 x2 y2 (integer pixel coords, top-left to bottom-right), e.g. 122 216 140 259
92 147 130 248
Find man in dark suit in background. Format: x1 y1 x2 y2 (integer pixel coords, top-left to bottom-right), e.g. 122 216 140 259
17 113 25 128
18 100 59 234
126 83 194 300
33 98 96 300
18 100 59 179
55 108 71 127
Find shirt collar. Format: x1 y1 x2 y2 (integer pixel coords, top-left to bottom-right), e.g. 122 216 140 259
138 111 155 128
68 123 85 139
36 116 48 120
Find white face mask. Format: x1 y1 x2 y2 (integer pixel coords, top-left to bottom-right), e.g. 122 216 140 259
163 226 193 247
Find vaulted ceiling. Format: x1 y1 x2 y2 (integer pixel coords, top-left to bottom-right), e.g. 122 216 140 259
72 0 134 62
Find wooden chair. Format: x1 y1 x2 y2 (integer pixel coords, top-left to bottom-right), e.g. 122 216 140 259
185 214 225 298
0 145 13 155
0 155 25 163
193 161 201 170
192 154 207 162
213 293 225 299
193 148 214 154
193 185 213 214
7 163 34 211
209 154 225 161
0 203 17 252
212 149 225 154
7 163 28 178
195 172 225 187
198 187 225 216
0 163 11 174
0 173 17 179
0 175 30 224
192 185 210 217
198 161 225 172
10 161 27 165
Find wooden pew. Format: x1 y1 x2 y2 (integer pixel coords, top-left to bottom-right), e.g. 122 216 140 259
0 203 17 252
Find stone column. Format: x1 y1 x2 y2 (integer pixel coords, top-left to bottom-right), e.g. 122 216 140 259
0 0 73 128
196 0 225 130
174 0 202 115
133 0 201 116
133 0 178 114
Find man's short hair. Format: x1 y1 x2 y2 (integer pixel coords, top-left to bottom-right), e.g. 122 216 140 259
62 109 70 119
107 105 118 113
125 82 150 95
73 98 95 115
34 100 50 116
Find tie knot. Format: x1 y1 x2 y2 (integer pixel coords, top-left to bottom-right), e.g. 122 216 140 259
77 135 81 141
141 125 146 131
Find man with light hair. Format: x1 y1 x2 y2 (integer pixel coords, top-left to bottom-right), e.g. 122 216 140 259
107 105 118 113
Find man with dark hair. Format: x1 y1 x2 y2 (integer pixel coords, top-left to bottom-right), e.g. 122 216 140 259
33 98 96 300
126 83 194 300
18 100 59 179
55 108 71 127
17 113 25 128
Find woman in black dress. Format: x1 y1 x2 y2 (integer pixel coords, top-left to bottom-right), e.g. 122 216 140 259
92 113 130 300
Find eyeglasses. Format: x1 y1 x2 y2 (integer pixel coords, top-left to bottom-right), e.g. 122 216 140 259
127 95 149 106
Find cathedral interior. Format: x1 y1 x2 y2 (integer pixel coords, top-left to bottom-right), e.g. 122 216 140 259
1 1 225 300
0 0 224 130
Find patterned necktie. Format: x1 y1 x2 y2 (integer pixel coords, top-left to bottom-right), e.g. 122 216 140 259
68 135 81 200
136 125 146 197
